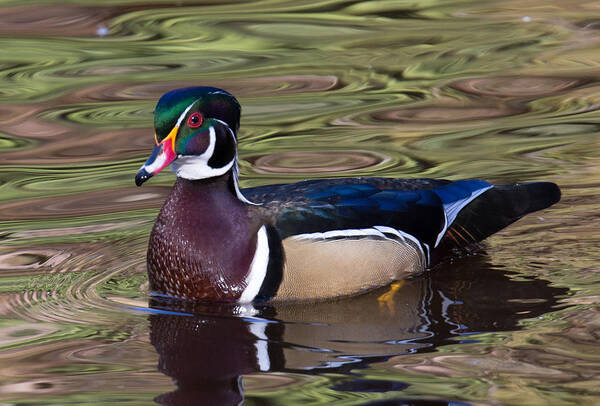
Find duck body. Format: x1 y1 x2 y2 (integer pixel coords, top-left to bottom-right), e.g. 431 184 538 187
136 87 561 303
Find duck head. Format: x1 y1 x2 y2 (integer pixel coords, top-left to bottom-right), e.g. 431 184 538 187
135 87 241 186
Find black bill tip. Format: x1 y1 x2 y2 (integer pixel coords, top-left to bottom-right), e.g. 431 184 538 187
135 167 152 186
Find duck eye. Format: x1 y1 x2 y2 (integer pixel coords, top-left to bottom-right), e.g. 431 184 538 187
187 112 203 128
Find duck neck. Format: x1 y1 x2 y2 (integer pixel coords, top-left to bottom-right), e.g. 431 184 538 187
147 171 263 302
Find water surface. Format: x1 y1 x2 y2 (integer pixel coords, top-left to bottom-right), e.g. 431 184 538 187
0 0 599 405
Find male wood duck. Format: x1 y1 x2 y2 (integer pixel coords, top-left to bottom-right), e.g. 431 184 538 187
135 87 561 303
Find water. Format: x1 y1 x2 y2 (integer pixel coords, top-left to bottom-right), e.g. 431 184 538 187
0 0 599 404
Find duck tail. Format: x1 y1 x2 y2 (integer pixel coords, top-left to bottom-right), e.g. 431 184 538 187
434 181 561 261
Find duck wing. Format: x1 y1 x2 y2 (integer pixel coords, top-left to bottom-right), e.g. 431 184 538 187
243 177 560 264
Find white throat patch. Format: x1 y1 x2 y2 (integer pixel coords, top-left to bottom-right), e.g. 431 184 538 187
171 156 234 180
170 125 234 179
170 116 260 205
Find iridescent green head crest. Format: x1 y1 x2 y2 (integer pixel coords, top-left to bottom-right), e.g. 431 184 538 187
136 87 243 187
154 86 241 143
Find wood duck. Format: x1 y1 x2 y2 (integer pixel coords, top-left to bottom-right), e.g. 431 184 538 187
135 87 561 303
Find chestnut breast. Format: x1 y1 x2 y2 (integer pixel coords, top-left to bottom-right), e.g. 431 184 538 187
147 177 259 301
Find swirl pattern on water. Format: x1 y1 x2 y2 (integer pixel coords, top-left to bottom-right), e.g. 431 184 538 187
449 76 590 97
0 5 117 37
0 0 599 404
250 150 392 174
0 240 148 325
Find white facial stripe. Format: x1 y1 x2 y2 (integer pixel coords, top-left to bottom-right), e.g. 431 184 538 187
290 226 428 265
232 163 260 205
200 125 217 160
239 225 270 303
212 118 230 130
175 100 198 127
214 120 259 204
215 119 259 205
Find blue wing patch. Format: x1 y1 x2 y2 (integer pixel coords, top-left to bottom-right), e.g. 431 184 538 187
296 183 446 248
306 184 380 200
433 180 491 205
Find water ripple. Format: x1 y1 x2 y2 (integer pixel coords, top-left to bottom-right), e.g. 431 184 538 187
0 242 147 327
0 5 115 37
0 1 598 403
449 76 591 97
371 103 528 124
42 102 151 129
249 149 392 174
0 186 167 220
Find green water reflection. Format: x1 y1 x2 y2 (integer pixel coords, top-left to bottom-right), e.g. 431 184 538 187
0 0 599 405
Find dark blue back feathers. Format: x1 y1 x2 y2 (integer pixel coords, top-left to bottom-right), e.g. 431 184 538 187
243 177 560 264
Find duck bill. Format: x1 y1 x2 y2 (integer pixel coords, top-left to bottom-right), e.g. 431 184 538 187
135 127 177 186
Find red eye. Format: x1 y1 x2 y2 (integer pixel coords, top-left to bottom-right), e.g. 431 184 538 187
187 112 203 128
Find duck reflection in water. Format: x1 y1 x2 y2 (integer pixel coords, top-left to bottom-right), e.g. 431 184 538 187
148 256 568 406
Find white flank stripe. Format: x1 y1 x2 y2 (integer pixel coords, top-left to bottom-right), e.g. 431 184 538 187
239 225 270 303
423 243 430 263
248 321 270 371
291 226 428 265
176 100 197 127
374 225 427 263
292 228 386 240
434 184 494 247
